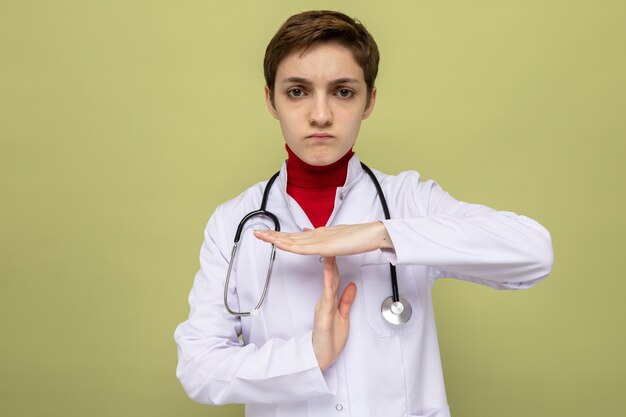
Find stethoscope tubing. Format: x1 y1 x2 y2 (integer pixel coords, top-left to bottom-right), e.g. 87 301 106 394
224 173 280 316
359 163 401 304
223 163 409 323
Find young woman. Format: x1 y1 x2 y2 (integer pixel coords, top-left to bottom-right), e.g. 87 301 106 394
175 10 553 417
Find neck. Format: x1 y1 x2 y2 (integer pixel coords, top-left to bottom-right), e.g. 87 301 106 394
285 145 354 228
285 145 354 189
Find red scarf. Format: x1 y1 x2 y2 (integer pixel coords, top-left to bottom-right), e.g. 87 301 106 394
285 145 353 228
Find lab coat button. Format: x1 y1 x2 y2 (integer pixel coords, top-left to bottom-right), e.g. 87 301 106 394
335 404 343 412
339 192 345 200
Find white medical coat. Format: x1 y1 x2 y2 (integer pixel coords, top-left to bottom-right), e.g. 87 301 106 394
174 154 553 417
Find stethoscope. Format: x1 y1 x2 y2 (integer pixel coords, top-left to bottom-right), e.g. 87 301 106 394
224 162 412 325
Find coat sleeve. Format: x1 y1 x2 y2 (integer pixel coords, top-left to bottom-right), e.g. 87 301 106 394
174 206 336 405
381 175 554 289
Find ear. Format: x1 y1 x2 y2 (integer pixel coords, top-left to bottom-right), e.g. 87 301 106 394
362 87 377 120
265 86 279 120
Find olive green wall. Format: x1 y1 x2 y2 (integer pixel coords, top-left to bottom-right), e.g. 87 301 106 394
1 1 624 416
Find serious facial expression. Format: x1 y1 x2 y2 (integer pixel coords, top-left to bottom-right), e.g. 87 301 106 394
266 42 376 166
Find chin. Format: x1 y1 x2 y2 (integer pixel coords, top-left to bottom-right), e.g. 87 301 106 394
306 154 341 166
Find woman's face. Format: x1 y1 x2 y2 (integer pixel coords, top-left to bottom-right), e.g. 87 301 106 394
266 42 376 166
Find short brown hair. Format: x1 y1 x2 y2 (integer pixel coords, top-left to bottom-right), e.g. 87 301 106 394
264 10 380 102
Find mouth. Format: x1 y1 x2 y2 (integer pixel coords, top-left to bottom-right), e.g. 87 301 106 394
306 133 334 140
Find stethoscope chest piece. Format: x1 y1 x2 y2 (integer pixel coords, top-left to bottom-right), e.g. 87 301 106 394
381 296 412 325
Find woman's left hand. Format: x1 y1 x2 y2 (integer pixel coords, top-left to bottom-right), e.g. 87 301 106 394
254 221 394 257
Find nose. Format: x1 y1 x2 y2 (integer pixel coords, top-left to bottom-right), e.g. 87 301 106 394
308 95 333 126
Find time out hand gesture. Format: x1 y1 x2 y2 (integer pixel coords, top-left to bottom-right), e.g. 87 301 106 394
253 222 394 257
313 257 357 370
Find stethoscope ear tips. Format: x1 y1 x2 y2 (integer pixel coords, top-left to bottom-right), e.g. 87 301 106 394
381 296 412 325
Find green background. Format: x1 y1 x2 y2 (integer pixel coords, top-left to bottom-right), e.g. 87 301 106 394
1 1 624 416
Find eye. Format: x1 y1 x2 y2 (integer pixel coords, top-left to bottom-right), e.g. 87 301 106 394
287 88 305 98
336 88 354 98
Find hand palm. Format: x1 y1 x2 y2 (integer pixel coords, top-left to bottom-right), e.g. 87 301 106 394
312 257 357 370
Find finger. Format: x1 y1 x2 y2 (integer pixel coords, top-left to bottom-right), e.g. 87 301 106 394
253 229 284 242
271 240 320 256
338 282 357 319
255 228 315 239
254 230 317 247
275 226 336 242
255 230 339 257
330 257 340 299
322 257 336 306
253 231 303 251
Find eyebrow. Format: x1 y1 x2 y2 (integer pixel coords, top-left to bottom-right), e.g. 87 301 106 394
280 77 360 86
